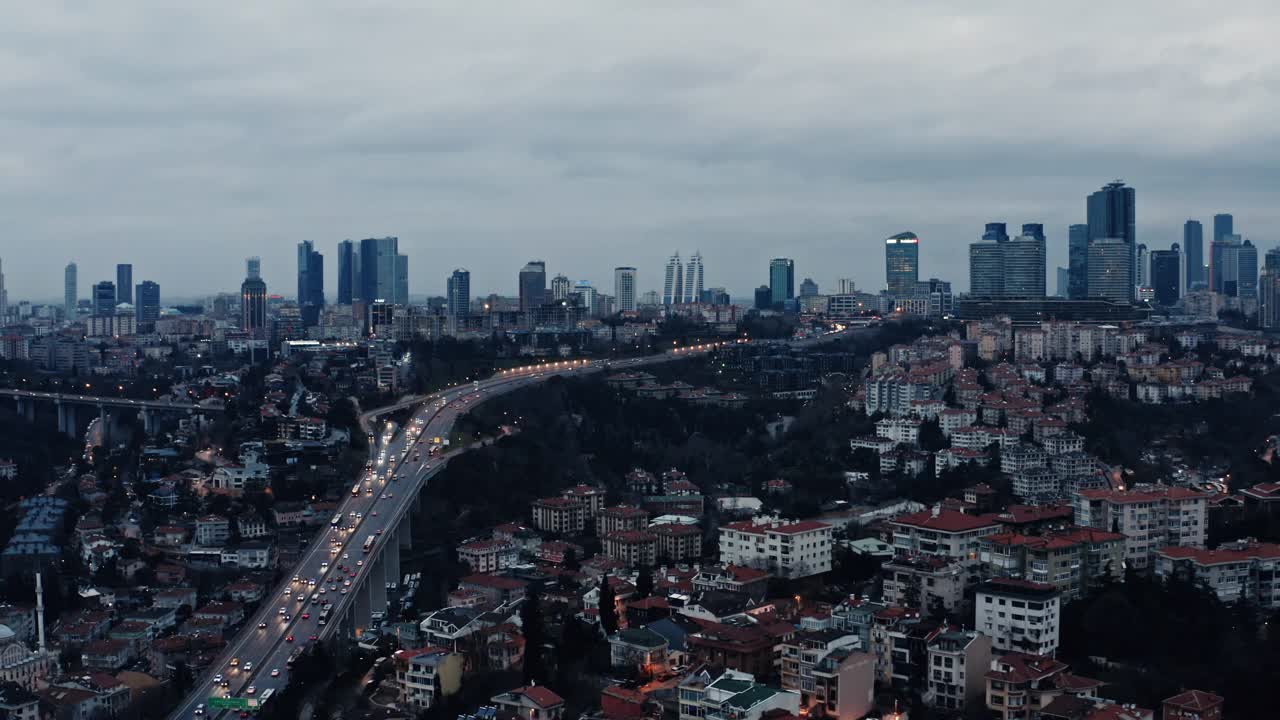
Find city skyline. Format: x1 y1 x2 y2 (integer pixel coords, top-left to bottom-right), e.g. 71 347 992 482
3 5 1279 301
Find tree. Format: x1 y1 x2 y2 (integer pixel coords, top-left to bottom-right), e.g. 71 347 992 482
634 565 654 599
519 586 548 685
598 575 619 636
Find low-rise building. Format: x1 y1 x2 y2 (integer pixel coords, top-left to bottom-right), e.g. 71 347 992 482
1153 540 1280 608
608 627 669 675
984 653 1100 720
1073 486 1208 570
490 685 566 720
889 507 1002 560
718 518 833 579
394 647 463 712
677 669 800 720
457 540 519 574
1162 690 1224 720
925 630 992 713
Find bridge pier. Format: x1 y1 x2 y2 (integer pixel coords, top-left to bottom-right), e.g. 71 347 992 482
354 579 372 637
370 553 388 615
385 538 401 593
142 410 156 436
55 402 77 439
16 398 34 423
98 405 110 446
397 515 412 550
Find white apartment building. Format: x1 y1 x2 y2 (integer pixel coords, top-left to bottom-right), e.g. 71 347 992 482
876 418 921 445
456 540 519 574
926 630 992 713
976 579 1061 657
1154 540 1280 608
939 408 978 437
718 518 833 579
888 507 1002 560
1073 486 1208 570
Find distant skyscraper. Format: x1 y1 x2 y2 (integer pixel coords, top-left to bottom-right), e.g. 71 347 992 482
337 240 357 304
1087 238 1133 303
1003 234 1047 297
1213 213 1234 244
663 253 683 306
551 274 571 301
1261 256 1280 329
0 258 6 321
769 258 795 305
684 252 704 303
1212 234 1243 296
518 261 547 312
135 280 160 330
1183 220 1205 289
614 267 637 312
1239 240 1258 300
573 281 597 316
297 241 324 327
241 259 268 335
983 223 1009 242
447 268 470 323
1055 267 1070 297
836 278 856 295
92 281 116 316
358 237 406 304
1267 247 1280 272
969 237 1004 296
1087 180 1136 289
1150 246 1181 306
64 263 77 320
799 278 819 297
115 264 133 305
754 285 772 310
1068 224 1089 299
1135 244 1149 288
884 232 920 297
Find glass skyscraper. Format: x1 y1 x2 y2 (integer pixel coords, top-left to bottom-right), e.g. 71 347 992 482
135 280 160 330
116 264 133 305
519 260 547 311
337 239 357 304
884 232 920 298
614 267 637 312
969 238 1004 296
1183 220 1204 289
358 237 407 305
447 268 470 323
1150 246 1181 306
1086 181 1136 293
64 262 77 320
93 281 116 316
1068 224 1089 299
297 240 324 327
1003 233 1046 297
1088 238 1133 303
769 258 795 304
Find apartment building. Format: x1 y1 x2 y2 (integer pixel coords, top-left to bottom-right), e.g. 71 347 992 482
603 531 657 568
979 527 1125 600
985 653 1101 720
779 629 860 704
597 505 650 537
1153 540 1280 608
1073 486 1208 569
875 418 921 445
889 507 1002 560
395 648 464 712
560 484 607 516
718 518 833 579
677 669 800 720
457 540 519 574
652 523 702 563
976 579 1061 657
925 630 992 713
882 555 983 613
530 497 586 535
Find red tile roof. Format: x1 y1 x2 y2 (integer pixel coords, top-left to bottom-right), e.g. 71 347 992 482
721 519 831 535
513 685 565 708
891 509 1001 533
1076 486 1209 503
1163 689 1224 711
1240 482 1280 501
1155 541 1280 566
460 574 528 590
995 504 1073 525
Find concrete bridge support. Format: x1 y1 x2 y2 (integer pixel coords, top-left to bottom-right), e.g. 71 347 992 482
142 410 157 436
55 401 77 439
369 553 388 615
98 405 110 446
15 398 34 423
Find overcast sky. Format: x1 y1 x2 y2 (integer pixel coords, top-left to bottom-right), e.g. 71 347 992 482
4 2 1279 303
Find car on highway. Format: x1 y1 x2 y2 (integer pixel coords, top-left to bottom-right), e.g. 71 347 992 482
258 621 267 628
194 704 205 716
356 560 364 567
301 613 310 619
285 635 294 643
244 662 253 672
213 674 223 685
271 668 280 677
229 658 240 667
246 687 256 695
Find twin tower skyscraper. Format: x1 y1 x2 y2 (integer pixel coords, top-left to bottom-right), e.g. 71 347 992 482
662 251 704 306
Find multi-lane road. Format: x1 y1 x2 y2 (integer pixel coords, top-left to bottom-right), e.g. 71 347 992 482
172 330 855 720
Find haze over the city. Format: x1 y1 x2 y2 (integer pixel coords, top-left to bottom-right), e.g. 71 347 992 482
4 2 1279 300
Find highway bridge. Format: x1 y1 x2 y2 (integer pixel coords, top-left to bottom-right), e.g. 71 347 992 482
0 388 222 439
141 329 857 720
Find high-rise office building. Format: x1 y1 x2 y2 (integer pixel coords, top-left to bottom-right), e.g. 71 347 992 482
135 280 160 330
1212 234 1243 296
837 278 856 295
884 232 920 297
573 281 597 316
64 263 77 320
1087 238 1133 303
799 278 819 297
754 286 772 310
337 240 357 304
1267 247 1280 272
1150 246 1181 306
1183 220 1205 289
1055 267 1069 297
1261 268 1280 330
769 258 795 305
0 259 6 321
663 253 684 306
447 268 470 323
1213 214 1233 244
241 258 268 335
519 260 547 312
614 267 637 312
116 264 133 305
1239 240 1258 300
1003 234 1047 297
1068 224 1089 299
684 252 704 304
1087 181 1137 290
551 274 571 301
297 240 324 327
92 281 116 316
1135 244 1149 288
358 237 406 305
969 238 1004 296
